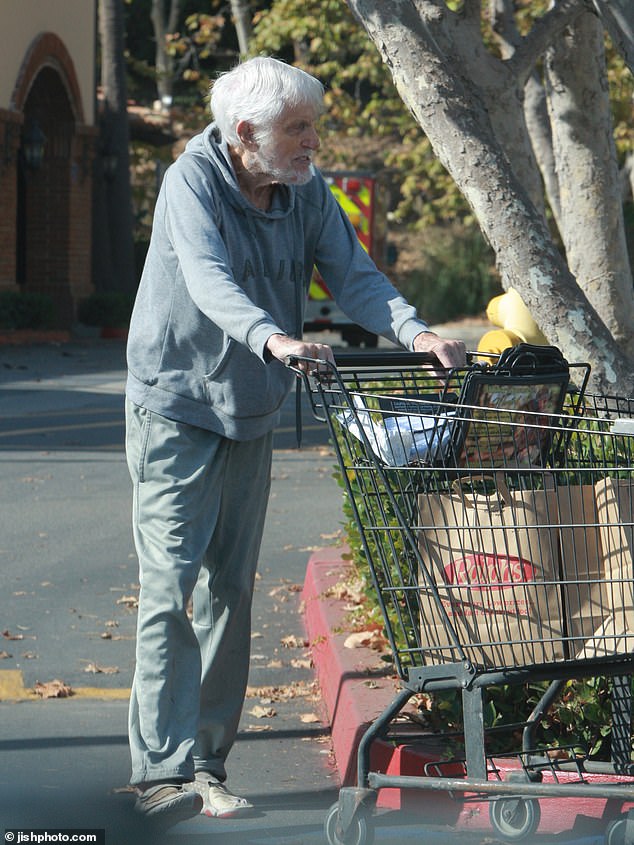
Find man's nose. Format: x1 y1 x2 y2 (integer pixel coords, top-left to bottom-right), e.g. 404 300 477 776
303 127 320 150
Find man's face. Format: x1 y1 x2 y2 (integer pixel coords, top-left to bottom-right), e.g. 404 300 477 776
250 104 320 185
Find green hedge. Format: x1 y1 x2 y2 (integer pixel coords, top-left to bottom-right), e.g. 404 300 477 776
0 290 55 330
77 292 135 328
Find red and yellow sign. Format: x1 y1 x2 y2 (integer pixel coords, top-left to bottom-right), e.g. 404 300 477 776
309 174 375 302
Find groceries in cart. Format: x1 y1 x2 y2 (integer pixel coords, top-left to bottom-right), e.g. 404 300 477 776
336 342 580 469
336 392 456 467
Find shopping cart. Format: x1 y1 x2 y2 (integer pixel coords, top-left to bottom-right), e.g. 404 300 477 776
292 349 634 845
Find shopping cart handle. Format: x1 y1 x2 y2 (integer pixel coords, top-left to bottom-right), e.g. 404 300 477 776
333 350 440 368
284 350 445 376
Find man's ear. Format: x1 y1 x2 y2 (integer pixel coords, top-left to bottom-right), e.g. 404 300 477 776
236 120 258 150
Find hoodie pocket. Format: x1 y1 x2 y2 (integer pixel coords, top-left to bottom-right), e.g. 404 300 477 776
202 342 293 420
203 336 234 381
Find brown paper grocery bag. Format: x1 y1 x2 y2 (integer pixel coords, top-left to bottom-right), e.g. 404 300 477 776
418 476 564 669
555 483 606 659
589 477 634 657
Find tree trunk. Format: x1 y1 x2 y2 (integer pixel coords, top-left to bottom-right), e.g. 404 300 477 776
544 10 634 357
345 0 633 395
98 0 136 294
230 0 253 55
151 0 182 105
523 74 561 229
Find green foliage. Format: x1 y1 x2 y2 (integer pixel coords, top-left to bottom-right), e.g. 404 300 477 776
398 225 502 323
0 290 55 330
418 676 626 761
77 292 135 328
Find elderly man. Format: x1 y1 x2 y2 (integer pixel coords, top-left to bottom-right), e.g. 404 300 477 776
125 55 465 827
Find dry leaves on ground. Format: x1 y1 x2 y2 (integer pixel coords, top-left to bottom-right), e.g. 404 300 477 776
280 634 309 649
116 595 139 610
246 679 320 703
249 705 277 719
82 661 119 675
33 679 73 698
343 629 388 651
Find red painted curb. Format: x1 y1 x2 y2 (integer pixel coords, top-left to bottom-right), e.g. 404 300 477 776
303 549 634 835
0 330 71 346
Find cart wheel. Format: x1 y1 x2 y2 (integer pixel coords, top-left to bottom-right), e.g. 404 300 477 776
324 801 374 845
489 796 541 841
605 815 631 845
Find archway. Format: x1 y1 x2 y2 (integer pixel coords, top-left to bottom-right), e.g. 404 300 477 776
17 68 75 324
12 32 93 328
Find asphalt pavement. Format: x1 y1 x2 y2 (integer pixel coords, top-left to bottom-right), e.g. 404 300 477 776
0 326 520 845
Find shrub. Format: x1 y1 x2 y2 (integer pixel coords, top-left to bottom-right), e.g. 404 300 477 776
77 291 135 328
0 290 55 330
397 225 502 324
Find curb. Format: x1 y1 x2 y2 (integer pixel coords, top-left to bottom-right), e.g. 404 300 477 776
303 548 633 836
0 330 71 346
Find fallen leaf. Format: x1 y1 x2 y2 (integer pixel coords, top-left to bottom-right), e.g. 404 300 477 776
83 662 119 675
281 635 308 649
116 595 139 609
250 705 276 718
34 679 73 698
290 658 313 670
0 650 12 659
344 630 387 651
21 651 37 660
244 724 272 732
300 713 320 724
2 630 24 641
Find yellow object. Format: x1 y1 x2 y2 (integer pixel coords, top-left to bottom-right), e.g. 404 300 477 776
478 287 548 355
477 328 523 356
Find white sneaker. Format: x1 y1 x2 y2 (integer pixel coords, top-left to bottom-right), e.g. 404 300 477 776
185 771 254 818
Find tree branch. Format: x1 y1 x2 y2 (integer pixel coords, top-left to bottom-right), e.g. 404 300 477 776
489 0 521 58
508 0 587 82
591 0 634 72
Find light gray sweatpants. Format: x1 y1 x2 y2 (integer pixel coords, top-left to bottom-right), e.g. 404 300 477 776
125 400 272 786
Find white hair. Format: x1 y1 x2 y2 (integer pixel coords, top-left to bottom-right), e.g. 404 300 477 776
210 56 325 147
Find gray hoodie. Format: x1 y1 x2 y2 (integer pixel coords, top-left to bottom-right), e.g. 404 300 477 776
126 124 429 440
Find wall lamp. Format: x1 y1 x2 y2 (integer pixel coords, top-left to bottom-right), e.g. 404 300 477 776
23 119 47 170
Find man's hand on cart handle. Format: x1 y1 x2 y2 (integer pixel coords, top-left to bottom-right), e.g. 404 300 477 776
413 331 467 369
266 333 335 374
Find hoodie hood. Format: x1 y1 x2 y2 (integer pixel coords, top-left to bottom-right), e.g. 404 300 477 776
184 124 296 219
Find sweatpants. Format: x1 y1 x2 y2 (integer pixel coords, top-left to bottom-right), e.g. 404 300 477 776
125 399 273 785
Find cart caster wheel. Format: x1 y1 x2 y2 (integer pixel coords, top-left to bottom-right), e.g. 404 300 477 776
489 796 541 841
324 801 374 845
605 815 632 845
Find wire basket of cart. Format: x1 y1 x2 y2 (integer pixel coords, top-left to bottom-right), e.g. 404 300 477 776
292 346 634 845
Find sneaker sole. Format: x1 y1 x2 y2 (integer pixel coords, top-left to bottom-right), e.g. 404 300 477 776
203 804 253 819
